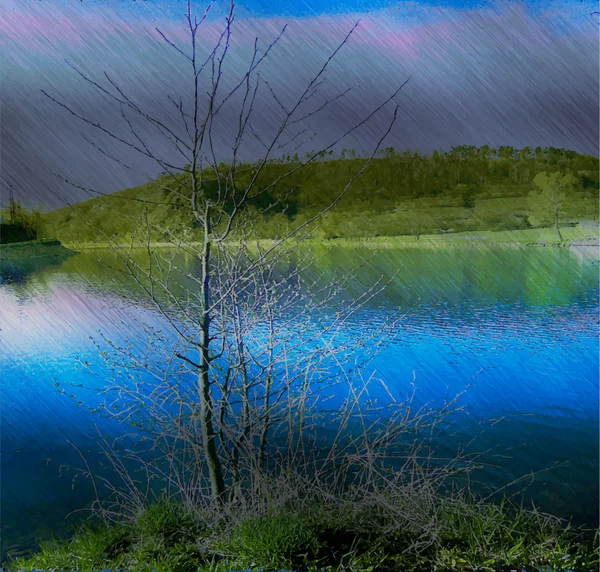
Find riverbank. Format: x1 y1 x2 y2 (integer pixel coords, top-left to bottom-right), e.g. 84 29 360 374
0 239 77 261
57 224 599 251
0 240 79 281
8 492 599 572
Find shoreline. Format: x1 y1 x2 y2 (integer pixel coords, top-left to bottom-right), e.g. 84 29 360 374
60 232 599 251
59 240 600 250
0 240 78 262
5 224 597 252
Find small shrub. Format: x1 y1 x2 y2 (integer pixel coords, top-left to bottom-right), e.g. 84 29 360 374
489 214 530 232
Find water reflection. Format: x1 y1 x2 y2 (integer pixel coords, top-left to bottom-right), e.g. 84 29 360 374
0 244 77 285
1 244 598 560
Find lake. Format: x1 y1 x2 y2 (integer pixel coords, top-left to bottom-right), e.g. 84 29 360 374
1 243 598 561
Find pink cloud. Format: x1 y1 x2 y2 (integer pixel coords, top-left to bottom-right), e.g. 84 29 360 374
2 2 456 63
3 1 594 85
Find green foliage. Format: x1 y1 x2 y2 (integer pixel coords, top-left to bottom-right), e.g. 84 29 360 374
10 521 134 572
135 497 203 546
429 494 600 572
220 510 324 569
10 494 599 572
528 171 578 228
38 146 599 245
0 202 44 243
10 501 209 572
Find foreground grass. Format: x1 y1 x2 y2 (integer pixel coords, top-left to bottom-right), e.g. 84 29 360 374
8 493 599 572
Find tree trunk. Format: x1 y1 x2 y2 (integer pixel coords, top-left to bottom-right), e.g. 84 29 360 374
199 238 226 503
554 208 563 241
258 374 273 469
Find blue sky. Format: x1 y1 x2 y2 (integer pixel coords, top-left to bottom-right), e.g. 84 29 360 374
15 0 598 22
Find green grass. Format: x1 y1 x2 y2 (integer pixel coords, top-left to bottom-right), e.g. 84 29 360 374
8 493 599 572
7 500 210 572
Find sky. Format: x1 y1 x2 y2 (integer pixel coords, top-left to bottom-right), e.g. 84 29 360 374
1 0 599 209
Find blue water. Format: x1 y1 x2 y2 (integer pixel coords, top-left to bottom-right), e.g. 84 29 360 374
1 244 598 561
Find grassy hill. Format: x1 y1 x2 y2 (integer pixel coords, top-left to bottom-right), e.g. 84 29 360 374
38 146 599 245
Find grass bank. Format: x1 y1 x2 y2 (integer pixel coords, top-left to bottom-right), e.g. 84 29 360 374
7 492 599 572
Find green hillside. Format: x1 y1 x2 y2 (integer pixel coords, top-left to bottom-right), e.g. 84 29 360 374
39 146 599 245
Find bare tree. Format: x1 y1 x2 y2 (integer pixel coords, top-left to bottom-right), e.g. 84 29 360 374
47 1 485 523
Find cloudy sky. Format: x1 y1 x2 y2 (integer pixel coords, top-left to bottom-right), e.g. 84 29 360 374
1 0 598 209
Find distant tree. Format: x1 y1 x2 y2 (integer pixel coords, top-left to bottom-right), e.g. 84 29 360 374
527 171 576 240
475 145 493 185
412 207 435 240
456 183 476 209
498 146 514 160
520 147 533 161
0 201 43 243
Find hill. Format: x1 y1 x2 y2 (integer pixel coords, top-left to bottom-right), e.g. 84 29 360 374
38 146 599 245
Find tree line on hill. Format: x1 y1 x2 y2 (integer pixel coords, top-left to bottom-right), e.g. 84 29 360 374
238 145 599 213
19 146 600 244
162 145 598 238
